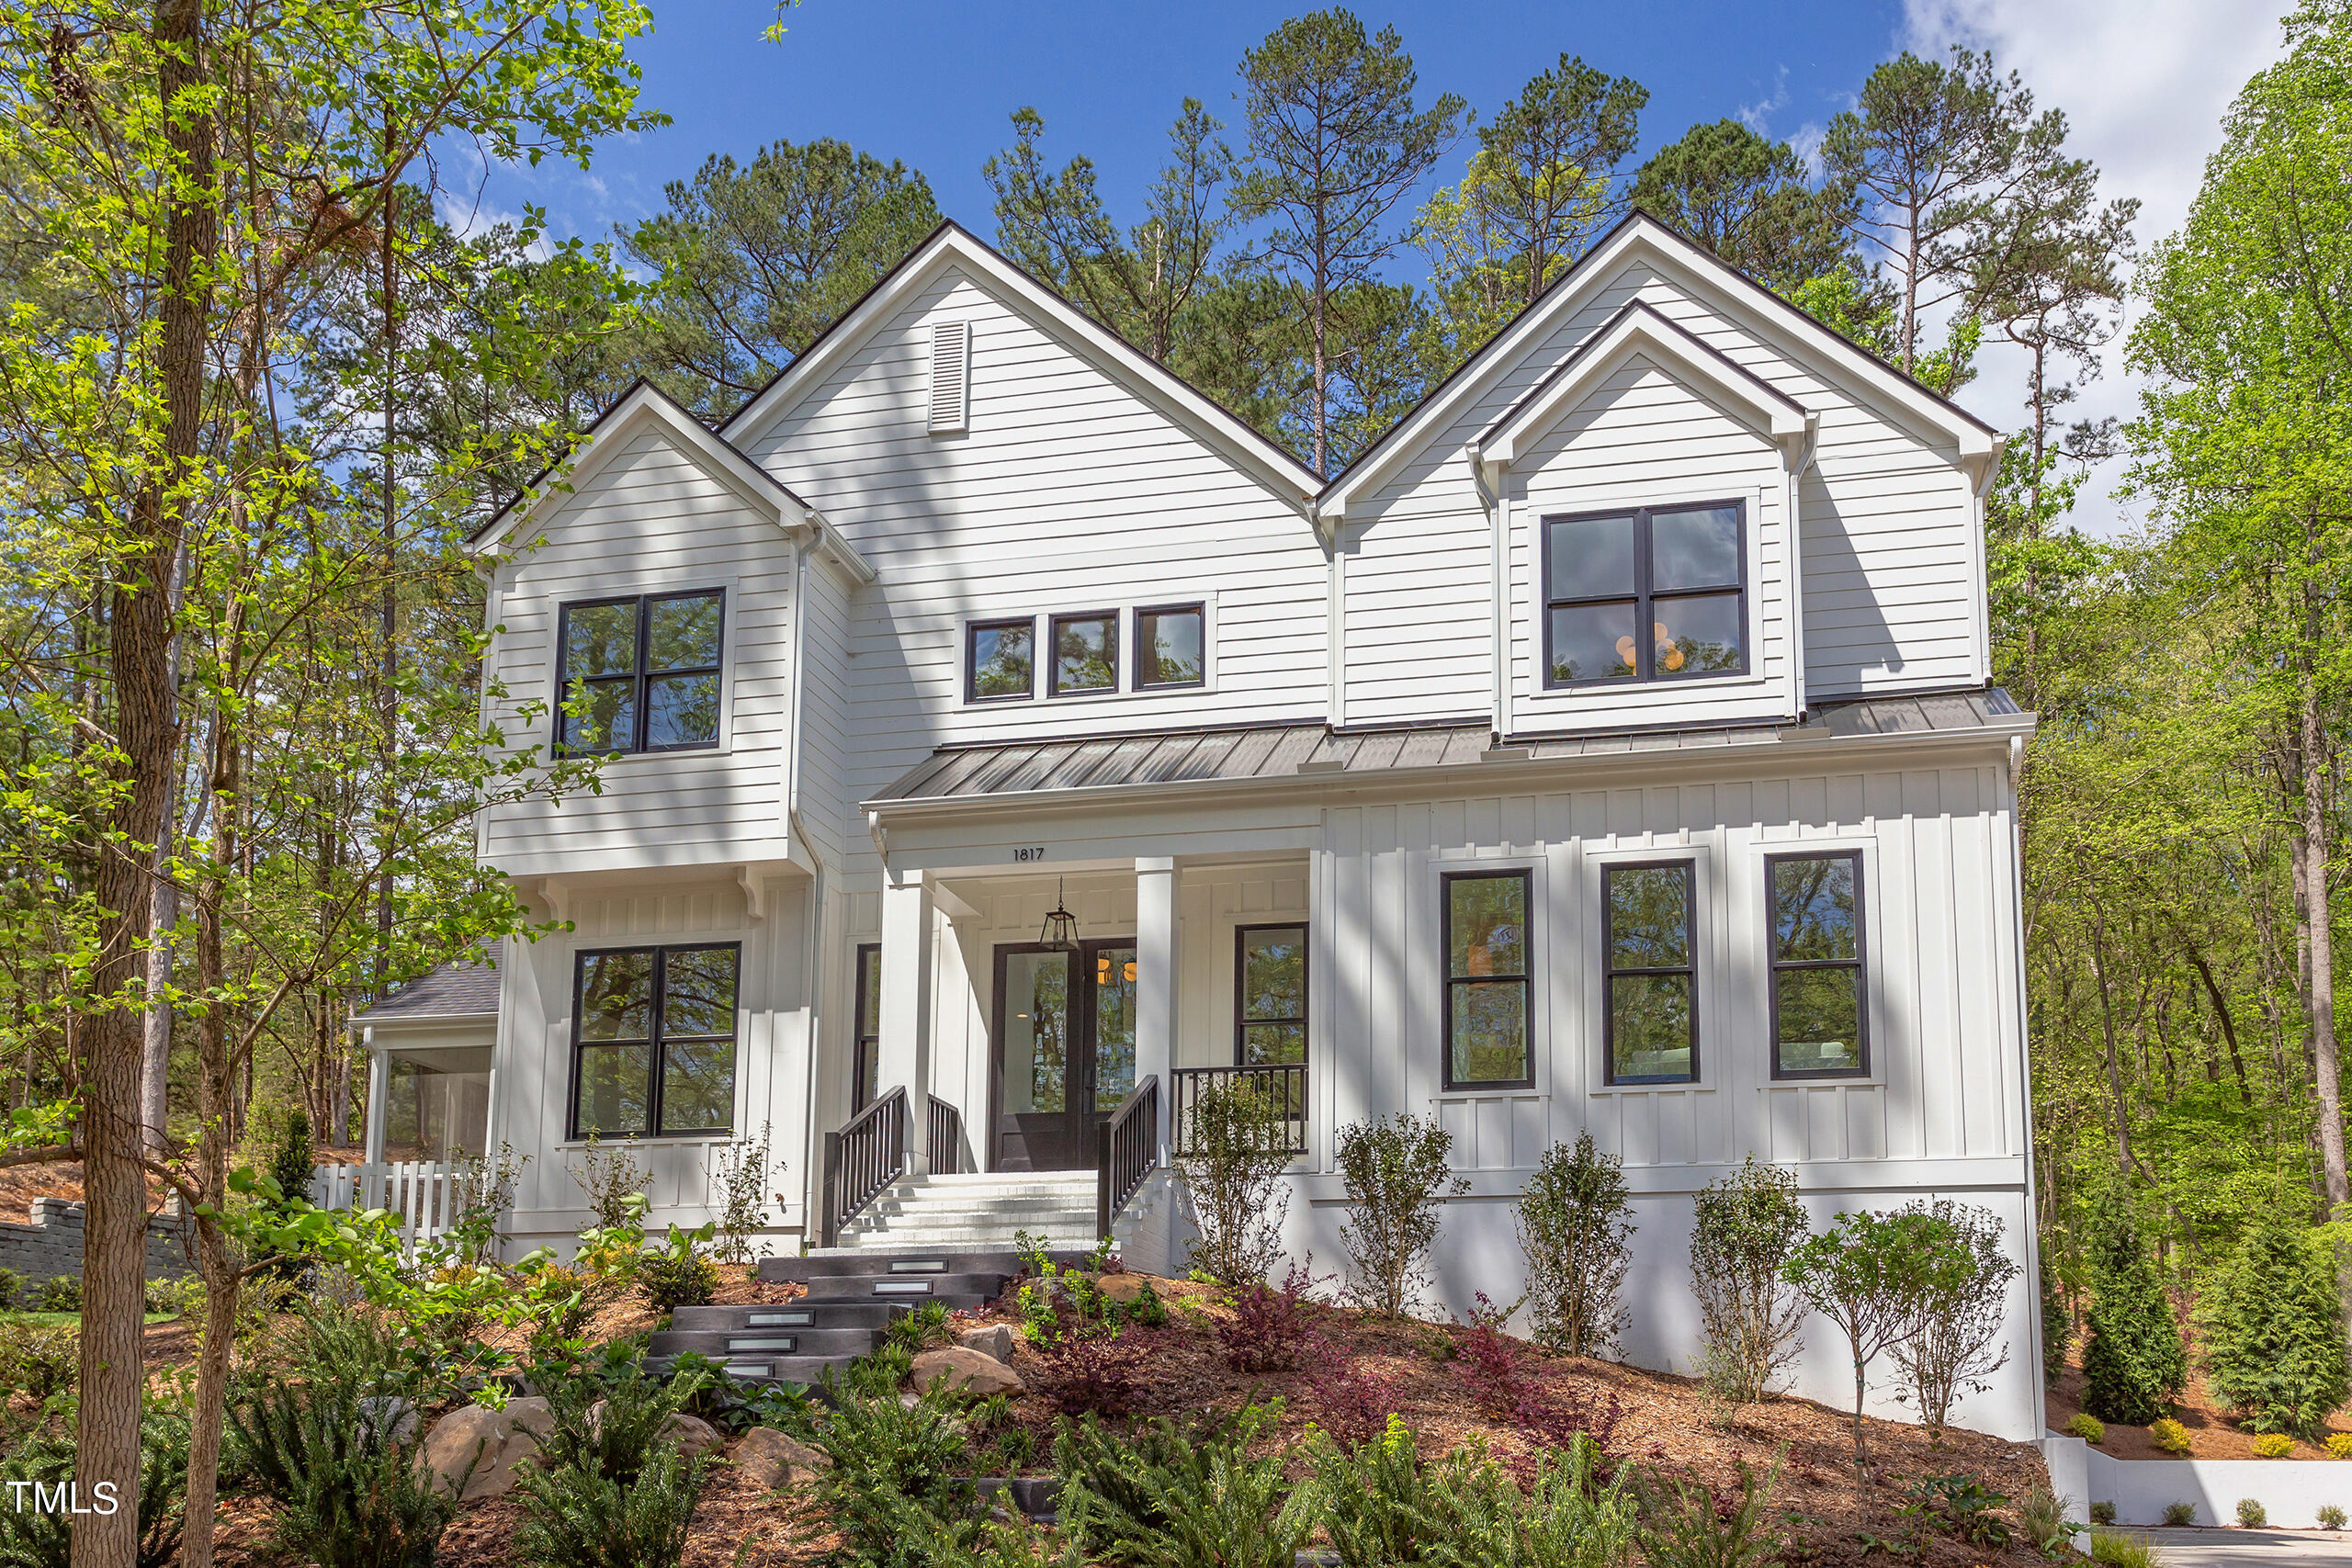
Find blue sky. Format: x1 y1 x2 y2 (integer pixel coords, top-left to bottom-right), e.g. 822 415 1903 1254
457 0 2287 536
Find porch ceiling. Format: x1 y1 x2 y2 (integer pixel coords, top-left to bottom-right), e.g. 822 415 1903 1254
866 689 2028 808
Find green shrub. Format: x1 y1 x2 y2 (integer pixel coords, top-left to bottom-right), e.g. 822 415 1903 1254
639 1223 719 1311
1174 1079 1298 1285
1690 1156 1810 1405
2163 1501 2197 1527
514 1354 711 1568
2066 1413 2106 1444
1890 1200 2020 1440
1306 1417 1635 1568
2149 1417 2191 1454
2236 1497 2267 1529
32 1275 78 1313
1783 1209 1969 1467
2195 1217 2348 1440
2251 1432 2293 1458
2091 1530 2163 1568
808 1379 980 1566
1898 1473 2013 1549
2333 1433 2352 1460
2319 1504 2346 1529
0 1269 21 1313
1638 1451 1785 1568
1518 1133 1634 1358
2080 1203 2186 1427
2018 1483 2072 1554
0 1412 188 1568
2041 1254 2071 1382
144 1273 207 1318
0 1321 77 1404
1056 1401 1317 1568
885 1301 957 1354
1333 1113 1467 1318
2090 1501 2116 1526
229 1371 455 1568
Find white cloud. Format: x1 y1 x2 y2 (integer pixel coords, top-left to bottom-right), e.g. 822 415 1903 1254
1738 66 1791 131
1898 0 2288 537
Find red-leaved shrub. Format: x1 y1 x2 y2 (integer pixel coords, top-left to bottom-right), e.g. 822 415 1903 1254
1309 1353 1403 1450
1044 1328 1155 1417
1218 1258 1327 1372
1457 1292 1531 1416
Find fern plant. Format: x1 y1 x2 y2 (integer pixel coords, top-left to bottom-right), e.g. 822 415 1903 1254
0 1414 188 1568
1056 1401 1317 1568
229 1381 455 1568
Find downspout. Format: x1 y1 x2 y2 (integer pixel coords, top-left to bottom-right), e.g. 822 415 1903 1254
1317 499 1346 730
1785 413 1820 716
2004 728 2048 1433
1471 445 1506 738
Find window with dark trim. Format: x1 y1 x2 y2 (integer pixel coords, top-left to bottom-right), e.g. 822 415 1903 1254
1049 610 1118 695
1544 502 1746 687
571 943 740 1138
852 943 882 1111
1442 872 1532 1089
1768 852 1867 1078
1603 863 1697 1084
1235 923 1307 1065
1135 604 1206 689
557 590 724 753
967 617 1036 702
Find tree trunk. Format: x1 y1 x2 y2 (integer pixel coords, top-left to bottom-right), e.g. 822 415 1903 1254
2301 601 2347 1217
79 6 215 1563
141 536 191 1157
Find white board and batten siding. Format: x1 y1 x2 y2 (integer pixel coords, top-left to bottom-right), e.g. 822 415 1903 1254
1337 248 1989 732
479 424 797 879
731 260 1331 870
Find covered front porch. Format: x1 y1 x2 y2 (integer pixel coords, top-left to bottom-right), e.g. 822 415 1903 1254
819 853 1312 1247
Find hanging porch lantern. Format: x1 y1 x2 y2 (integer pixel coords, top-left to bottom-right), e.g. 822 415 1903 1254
1038 878 1080 953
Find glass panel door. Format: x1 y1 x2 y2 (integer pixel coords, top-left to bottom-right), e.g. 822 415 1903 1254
1001 951 1072 1117
1091 944 1137 1105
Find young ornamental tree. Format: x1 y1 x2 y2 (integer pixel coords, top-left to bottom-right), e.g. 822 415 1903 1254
1517 1132 1634 1356
1689 1156 1810 1404
1333 1113 1469 1317
1176 1078 1300 1285
2194 1216 2348 1440
2079 1203 2187 1426
1888 1200 2020 1441
1782 1208 1949 1468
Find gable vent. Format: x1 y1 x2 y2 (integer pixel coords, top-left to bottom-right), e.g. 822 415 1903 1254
928 320 970 434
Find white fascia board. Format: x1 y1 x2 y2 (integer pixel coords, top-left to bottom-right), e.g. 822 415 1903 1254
721 225 1324 514
468 384 799 558
1476 300 1809 475
1320 215 2002 518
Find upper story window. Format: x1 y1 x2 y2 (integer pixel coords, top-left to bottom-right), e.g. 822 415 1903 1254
1544 502 1745 687
1236 923 1307 1065
967 617 1035 702
571 942 740 1138
1769 852 1867 1078
1604 862 1697 1084
1050 611 1118 696
1136 604 1205 689
1443 872 1532 1089
558 590 723 754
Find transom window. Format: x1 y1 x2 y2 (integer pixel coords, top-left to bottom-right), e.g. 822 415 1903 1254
1443 872 1532 1089
1544 502 1746 686
1769 852 1867 1078
557 591 723 753
967 618 1035 702
1236 924 1307 1065
1136 604 1205 689
1604 863 1697 1084
1050 611 1118 695
571 943 740 1138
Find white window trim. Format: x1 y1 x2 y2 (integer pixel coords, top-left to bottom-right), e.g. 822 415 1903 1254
550 918 760 1145
1754 836 1885 1089
1584 840 1718 1096
955 592 1220 710
535 570 745 761
1426 852 1547 1101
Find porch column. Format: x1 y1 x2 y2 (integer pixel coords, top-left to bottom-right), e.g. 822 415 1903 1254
362 1031 388 1166
1136 857 1177 1164
877 868 936 1177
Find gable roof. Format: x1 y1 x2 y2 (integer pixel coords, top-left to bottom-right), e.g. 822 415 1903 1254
466 380 875 583
719 220 1325 512
353 946 500 1024
1472 299 1813 478
1318 210 2002 519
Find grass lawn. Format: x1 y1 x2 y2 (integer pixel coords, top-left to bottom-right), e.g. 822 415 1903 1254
0 1310 176 1326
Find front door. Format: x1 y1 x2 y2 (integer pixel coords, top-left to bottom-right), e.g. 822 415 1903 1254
992 940 1136 1170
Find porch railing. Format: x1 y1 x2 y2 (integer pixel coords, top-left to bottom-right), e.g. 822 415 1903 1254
307 1159 481 1250
1095 1074 1160 1240
1170 1064 1308 1157
820 1086 908 1247
926 1094 966 1176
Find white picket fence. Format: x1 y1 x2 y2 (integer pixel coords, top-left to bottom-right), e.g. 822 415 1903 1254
307 1160 486 1251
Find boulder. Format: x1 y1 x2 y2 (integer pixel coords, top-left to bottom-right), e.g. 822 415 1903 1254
910 1347 1025 1397
662 1412 726 1461
356 1394 418 1446
1094 1274 1164 1304
732 1426 826 1490
420 1396 552 1502
957 1325 1015 1364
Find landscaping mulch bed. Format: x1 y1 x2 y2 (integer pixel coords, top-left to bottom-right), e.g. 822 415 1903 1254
2044 1358 2352 1461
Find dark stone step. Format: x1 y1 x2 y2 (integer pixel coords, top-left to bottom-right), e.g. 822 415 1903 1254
647 1326 882 1359
647 1351 861 1389
758 1249 1085 1282
795 1272 1007 1303
670 1302 908 1333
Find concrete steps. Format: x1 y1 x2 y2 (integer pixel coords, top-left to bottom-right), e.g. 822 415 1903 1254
829 1169 1101 1255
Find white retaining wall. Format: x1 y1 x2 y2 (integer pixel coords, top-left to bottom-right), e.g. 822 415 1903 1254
2084 1446 2352 1529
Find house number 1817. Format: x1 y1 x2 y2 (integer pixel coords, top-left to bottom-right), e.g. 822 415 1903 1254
1012 846 1047 863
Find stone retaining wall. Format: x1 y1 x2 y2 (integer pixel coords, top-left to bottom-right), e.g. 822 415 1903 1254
0 1197 197 1294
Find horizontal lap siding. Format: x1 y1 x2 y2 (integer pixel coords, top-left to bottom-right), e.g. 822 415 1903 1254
481 428 795 870
741 266 1329 865
1311 761 2022 1176
1342 256 1984 727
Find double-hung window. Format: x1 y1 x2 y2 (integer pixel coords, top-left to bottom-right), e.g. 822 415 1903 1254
1768 852 1867 1077
571 943 740 1137
1235 924 1307 1066
1443 872 1532 1089
557 591 724 753
1544 502 1746 685
1604 863 1697 1083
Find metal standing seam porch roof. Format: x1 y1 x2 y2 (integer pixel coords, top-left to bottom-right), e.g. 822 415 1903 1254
867 688 2028 809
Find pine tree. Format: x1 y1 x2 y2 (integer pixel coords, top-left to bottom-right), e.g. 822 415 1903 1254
2195 1217 2349 1439
2079 1206 2187 1425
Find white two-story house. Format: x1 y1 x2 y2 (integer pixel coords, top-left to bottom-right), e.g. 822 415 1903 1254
352 212 2042 1438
